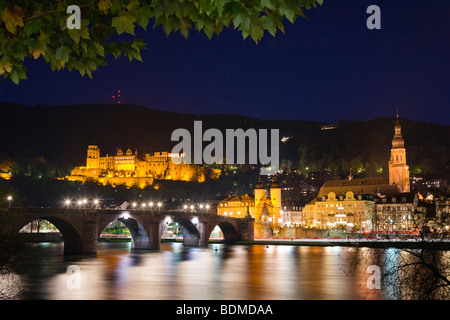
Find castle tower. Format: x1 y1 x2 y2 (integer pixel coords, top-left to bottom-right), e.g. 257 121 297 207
254 176 265 207
389 112 410 193
86 145 100 169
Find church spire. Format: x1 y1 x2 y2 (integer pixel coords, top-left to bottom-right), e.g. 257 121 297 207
392 109 404 149
389 110 410 193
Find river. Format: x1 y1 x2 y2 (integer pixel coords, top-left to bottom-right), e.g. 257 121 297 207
2 242 389 300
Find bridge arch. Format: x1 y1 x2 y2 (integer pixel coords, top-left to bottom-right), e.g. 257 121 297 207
161 216 200 246
97 213 151 250
17 216 84 254
209 221 240 243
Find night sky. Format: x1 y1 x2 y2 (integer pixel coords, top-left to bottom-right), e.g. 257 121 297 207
1 1 449 124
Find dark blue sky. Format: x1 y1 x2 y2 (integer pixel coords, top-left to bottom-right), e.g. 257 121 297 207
1 1 449 124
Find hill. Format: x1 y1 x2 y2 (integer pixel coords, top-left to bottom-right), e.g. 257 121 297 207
0 102 448 180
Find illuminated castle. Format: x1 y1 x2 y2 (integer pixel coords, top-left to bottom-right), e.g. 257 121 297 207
67 145 221 188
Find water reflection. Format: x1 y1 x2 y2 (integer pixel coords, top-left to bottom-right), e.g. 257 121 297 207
5 242 391 300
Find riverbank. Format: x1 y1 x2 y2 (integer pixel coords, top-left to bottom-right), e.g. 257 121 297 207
236 238 450 250
18 233 450 250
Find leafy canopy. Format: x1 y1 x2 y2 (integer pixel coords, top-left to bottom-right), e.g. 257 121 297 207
0 0 323 84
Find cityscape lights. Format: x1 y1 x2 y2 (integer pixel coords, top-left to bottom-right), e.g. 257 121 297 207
59 198 213 212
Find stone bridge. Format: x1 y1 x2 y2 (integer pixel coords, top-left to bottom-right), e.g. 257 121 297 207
0 208 254 254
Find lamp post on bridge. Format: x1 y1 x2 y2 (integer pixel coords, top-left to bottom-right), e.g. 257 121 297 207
7 195 12 208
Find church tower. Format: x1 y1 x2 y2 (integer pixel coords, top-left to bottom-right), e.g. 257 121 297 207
389 112 410 193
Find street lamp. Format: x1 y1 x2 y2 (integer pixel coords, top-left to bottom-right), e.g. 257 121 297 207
7 195 12 208
183 204 188 212
149 202 154 210
132 202 137 209
65 199 71 209
157 202 162 211
78 200 83 208
190 205 194 212
82 199 87 209
94 199 99 209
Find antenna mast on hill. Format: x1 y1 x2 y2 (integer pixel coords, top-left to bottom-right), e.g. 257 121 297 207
112 90 121 104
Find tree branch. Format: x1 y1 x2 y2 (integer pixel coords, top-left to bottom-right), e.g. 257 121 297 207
23 1 97 22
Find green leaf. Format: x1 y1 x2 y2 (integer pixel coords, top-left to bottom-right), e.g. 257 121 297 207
1 8 24 34
10 70 19 84
279 3 295 23
112 14 137 35
94 42 105 57
98 0 111 12
261 15 277 37
55 46 69 63
68 29 81 44
261 0 275 10
127 0 140 11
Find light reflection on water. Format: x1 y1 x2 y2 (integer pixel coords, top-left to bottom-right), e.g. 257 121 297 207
8 242 385 300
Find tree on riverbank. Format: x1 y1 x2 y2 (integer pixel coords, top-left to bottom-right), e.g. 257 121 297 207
342 201 450 300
